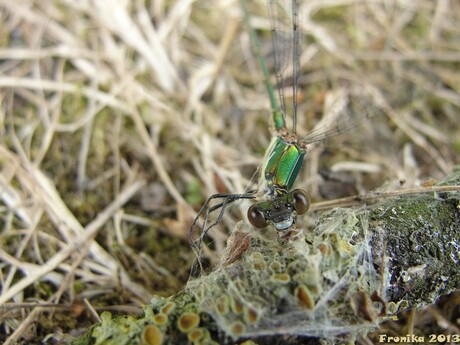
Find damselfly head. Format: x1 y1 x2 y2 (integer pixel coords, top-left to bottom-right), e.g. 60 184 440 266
291 189 310 214
247 189 310 230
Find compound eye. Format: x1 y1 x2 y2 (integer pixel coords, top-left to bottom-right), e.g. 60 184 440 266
292 189 310 215
247 204 267 228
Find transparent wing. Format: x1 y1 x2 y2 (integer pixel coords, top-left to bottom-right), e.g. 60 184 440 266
299 87 383 145
268 0 301 132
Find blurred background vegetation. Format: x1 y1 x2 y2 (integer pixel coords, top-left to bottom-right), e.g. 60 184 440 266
0 0 459 343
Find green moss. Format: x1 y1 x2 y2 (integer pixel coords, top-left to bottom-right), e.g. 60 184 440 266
142 325 163 345
215 295 229 315
228 321 246 338
270 273 290 284
160 302 176 315
152 313 168 326
177 312 200 333
295 285 315 309
268 260 283 272
185 177 205 206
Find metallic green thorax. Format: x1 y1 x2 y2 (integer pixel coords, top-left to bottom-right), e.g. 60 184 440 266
262 136 305 195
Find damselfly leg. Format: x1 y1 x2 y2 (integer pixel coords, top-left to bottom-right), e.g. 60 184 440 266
189 191 256 276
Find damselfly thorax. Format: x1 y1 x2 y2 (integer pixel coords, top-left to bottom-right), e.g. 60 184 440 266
249 130 310 230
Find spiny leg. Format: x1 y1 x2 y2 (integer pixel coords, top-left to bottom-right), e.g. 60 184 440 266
189 192 255 277
189 193 234 254
201 193 256 240
189 193 233 277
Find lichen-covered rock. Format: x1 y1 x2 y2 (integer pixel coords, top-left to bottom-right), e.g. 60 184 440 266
72 169 460 345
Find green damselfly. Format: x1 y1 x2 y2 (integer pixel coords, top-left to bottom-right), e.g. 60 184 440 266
189 0 373 264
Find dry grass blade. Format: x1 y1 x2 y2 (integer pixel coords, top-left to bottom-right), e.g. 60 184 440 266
0 145 148 304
